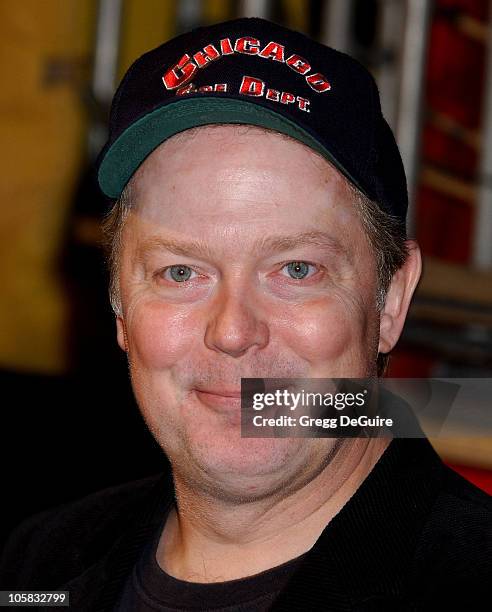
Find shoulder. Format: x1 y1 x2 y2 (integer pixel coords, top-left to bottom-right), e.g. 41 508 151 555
0 472 167 589
412 465 492 598
425 464 492 551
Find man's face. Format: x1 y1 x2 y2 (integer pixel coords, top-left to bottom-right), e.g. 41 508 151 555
117 125 381 500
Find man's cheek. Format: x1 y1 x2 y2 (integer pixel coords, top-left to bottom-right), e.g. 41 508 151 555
129 303 197 368
278 299 353 362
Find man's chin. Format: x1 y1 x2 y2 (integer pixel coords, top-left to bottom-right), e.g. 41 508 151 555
173 434 332 502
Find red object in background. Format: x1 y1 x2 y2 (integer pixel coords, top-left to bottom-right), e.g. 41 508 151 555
386 349 436 377
417 4 484 268
438 0 489 22
426 16 485 129
447 463 492 495
416 185 472 263
422 124 477 179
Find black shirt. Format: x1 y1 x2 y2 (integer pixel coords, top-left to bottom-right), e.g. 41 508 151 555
114 521 307 611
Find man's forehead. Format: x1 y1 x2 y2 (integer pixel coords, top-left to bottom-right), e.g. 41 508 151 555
124 124 361 263
129 123 352 200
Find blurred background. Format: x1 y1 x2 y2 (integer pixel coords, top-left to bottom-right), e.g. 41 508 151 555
1 0 492 546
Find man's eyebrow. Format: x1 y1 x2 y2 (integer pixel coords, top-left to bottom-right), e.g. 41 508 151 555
258 231 351 261
136 231 352 263
136 236 215 261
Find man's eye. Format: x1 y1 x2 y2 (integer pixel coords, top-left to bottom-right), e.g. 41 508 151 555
281 261 317 280
160 265 197 283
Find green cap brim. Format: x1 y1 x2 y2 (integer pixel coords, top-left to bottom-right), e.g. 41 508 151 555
98 97 363 199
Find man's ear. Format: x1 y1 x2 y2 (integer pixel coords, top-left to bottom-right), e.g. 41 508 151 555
378 240 422 354
116 316 129 353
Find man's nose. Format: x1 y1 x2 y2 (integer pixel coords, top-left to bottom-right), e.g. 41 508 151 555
204 284 269 358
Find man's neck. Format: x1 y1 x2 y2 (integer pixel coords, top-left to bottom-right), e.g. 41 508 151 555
156 438 390 583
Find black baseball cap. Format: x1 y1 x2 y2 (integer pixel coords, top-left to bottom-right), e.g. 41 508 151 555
97 17 408 224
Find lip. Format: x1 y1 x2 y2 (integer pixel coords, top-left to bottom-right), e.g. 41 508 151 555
195 388 242 398
194 388 243 410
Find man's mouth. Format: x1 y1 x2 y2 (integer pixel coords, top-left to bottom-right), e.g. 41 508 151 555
194 387 242 410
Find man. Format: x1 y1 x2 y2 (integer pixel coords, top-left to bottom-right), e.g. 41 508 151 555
1 17 490 612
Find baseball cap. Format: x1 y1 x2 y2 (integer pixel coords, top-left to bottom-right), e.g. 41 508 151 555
96 17 408 224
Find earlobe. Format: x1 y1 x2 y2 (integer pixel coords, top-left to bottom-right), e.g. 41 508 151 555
378 241 422 355
116 316 129 353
